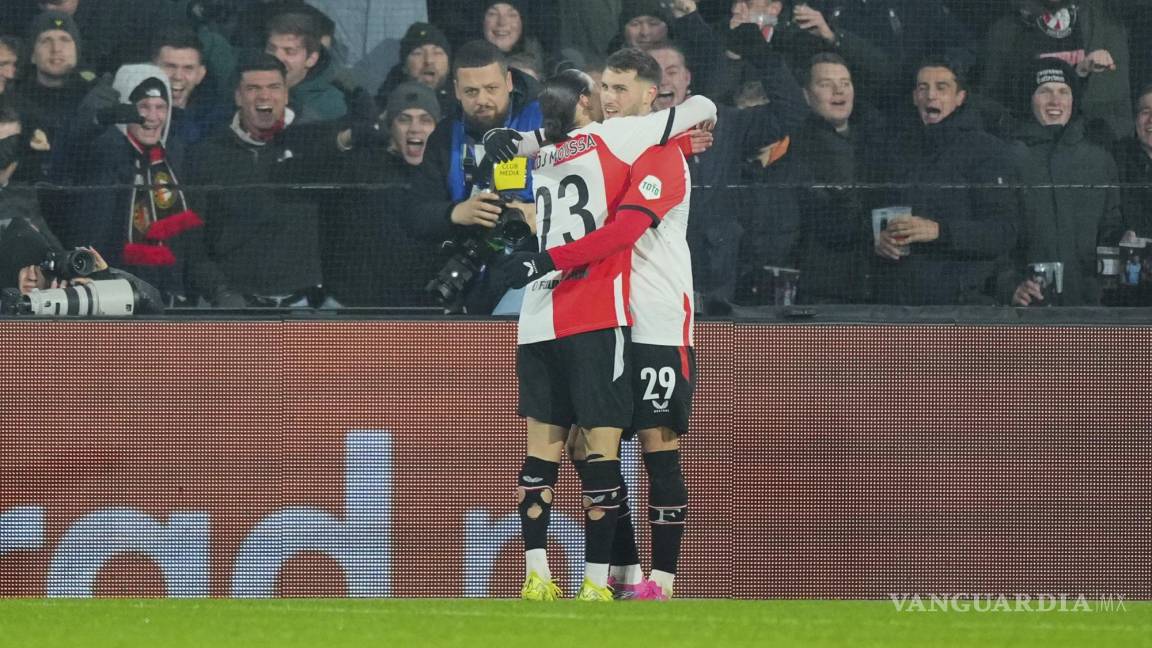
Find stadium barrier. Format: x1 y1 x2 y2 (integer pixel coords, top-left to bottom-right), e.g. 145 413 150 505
1 319 1148 598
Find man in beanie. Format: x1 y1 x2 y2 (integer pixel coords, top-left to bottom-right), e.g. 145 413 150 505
13 11 94 243
377 22 456 123
1004 57 1131 306
982 0 1132 140
64 63 237 307
614 0 725 100
38 0 166 75
320 81 443 307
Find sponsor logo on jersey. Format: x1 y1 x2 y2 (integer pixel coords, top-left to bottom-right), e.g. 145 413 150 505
639 175 662 200
534 133 597 169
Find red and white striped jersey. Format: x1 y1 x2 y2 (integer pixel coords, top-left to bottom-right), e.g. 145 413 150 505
619 143 694 347
517 103 711 345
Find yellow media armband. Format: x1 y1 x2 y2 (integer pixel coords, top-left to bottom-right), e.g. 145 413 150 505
493 158 528 193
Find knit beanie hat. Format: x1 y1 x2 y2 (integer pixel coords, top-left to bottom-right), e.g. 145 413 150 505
27 11 81 56
1025 56 1081 110
399 22 451 62
385 81 441 123
619 0 671 29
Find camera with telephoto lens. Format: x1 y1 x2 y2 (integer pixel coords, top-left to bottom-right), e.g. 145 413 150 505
426 152 532 310
40 248 98 281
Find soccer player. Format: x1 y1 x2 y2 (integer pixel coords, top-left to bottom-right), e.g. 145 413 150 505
494 65 714 602
490 48 704 601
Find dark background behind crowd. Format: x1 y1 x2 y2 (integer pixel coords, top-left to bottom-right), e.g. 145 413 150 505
1 0 1152 311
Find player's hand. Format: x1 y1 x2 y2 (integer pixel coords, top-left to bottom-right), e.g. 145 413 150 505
482 128 522 163
492 251 555 289
885 215 939 244
688 127 713 154
1012 279 1045 306
450 192 503 228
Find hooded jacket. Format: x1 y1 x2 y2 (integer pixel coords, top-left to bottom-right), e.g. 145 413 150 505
69 64 220 302
878 106 1020 305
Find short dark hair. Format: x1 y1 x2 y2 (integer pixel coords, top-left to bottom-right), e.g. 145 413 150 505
452 39 507 76
802 52 850 86
150 28 203 62
236 51 287 83
914 56 968 91
605 47 662 86
266 12 322 55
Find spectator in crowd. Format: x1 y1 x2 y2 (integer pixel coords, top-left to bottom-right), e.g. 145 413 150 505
615 0 726 99
377 23 457 124
0 36 20 96
778 1 971 131
230 0 334 51
791 52 891 304
186 53 347 308
1113 85 1152 239
152 29 231 147
0 99 55 242
1005 58 1128 306
67 63 235 307
322 82 442 307
981 0 1132 140
554 0 622 62
38 0 165 75
405 40 541 314
14 12 94 184
265 12 347 124
480 2 546 83
874 58 1018 305
649 35 807 311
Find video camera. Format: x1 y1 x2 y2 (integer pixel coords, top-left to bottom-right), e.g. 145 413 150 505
426 150 532 310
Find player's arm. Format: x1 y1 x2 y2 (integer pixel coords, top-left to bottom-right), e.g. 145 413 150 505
483 96 718 163
493 145 688 288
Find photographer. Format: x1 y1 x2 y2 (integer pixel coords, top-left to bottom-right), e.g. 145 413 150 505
405 40 541 314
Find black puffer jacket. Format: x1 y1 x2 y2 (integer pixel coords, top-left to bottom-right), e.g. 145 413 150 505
878 106 1019 305
792 104 893 304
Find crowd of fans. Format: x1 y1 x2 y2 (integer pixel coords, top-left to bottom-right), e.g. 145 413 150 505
0 0 1151 311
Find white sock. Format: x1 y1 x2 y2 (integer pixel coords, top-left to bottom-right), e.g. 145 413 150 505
609 563 643 585
525 549 551 579
650 569 675 594
585 562 610 587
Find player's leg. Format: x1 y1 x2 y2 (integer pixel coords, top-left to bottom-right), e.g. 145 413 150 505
570 426 644 597
632 344 695 599
637 426 684 599
577 426 624 600
516 341 574 600
565 327 632 601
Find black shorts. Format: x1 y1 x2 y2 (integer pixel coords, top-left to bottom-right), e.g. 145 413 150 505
624 343 696 440
517 327 633 429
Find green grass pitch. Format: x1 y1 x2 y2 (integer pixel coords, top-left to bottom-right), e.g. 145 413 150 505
1 599 1148 648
